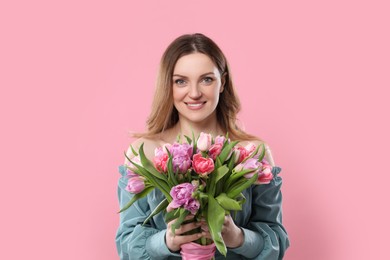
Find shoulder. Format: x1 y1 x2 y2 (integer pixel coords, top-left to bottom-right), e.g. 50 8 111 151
124 137 162 164
238 139 276 167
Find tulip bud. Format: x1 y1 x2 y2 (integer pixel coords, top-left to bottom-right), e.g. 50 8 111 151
197 132 212 151
125 176 145 194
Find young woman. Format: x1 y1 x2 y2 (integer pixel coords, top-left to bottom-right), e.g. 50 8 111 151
116 33 290 259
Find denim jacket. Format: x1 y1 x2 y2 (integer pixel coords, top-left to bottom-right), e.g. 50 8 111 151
116 166 290 259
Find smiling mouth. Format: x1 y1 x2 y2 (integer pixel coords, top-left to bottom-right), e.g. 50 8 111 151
184 102 207 109
185 102 206 107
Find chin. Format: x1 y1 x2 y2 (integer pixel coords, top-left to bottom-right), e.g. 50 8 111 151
175 104 218 124
182 112 217 125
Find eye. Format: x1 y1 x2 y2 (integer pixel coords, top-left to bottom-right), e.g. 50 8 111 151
202 77 214 84
174 79 186 86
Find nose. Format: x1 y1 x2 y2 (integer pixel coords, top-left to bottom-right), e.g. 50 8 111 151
188 83 202 99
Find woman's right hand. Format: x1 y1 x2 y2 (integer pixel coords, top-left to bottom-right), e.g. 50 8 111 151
165 213 204 252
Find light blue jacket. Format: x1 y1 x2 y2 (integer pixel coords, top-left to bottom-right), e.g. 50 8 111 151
116 166 290 259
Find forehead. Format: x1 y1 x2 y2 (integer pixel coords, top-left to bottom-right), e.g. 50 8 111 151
173 53 219 76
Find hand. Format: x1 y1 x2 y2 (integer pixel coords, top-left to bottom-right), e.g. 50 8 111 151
165 208 204 252
221 215 244 248
200 215 244 248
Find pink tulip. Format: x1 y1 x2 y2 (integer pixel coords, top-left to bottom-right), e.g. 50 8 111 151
208 143 223 160
169 143 193 174
214 135 226 145
234 158 261 179
197 132 212 151
185 199 200 215
126 169 138 178
169 183 195 208
234 146 250 164
153 147 169 173
192 153 214 176
256 161 273 184
168 183 200 214
125 176 145 194
245 143 256 154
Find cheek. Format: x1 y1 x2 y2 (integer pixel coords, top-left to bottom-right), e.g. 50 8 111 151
211 82 222 98
210 87 221 102
173 88 186 102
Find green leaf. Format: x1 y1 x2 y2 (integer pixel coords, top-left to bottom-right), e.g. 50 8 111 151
167 155 173 174
164 208 180 223
207 169 217 197
139 144 168 181
218 140 239 163
207 195 227 256
138 143 171 195
227 155 236 171
123 153 147 177
184 135 192 145
192 131 197 155
236 192 246 204
142 198 168 225
215 193 242 211
171 208 189 235
118 186 154 213
227 173 258 199
215 165 229 183
215 159 229 195
215 157 222 168
123 152 134 166
230 192 247 220
167 157 179 186
258 143 266 162
130 145 139 156
127 158 146 177
225 168 257 190
127 156 172 201
122 162 143 176
227 178 247 193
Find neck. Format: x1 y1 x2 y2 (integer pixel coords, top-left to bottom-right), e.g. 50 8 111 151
173 116 224 142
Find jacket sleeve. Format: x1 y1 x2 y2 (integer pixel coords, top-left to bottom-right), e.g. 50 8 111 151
115 171 181 260
230 167 290 259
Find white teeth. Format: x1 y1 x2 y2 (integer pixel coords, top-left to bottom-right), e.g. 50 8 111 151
187 103 203 107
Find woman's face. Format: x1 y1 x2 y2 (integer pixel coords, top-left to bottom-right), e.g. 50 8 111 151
172 53 225 125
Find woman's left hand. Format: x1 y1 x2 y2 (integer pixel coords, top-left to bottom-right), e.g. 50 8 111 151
221 215 244 248
201 215 244 249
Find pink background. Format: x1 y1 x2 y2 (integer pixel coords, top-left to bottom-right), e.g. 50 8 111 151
1 0 389 259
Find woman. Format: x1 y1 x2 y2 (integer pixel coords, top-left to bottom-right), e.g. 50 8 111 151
116 33 290 259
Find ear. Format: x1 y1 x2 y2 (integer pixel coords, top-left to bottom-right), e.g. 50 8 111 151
220 72 227 93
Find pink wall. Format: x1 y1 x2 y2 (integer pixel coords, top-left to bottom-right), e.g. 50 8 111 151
1 0 389 259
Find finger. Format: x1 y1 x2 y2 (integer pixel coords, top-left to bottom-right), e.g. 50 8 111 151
167 214 194 228
166 205 174 212
176 233 203 245
184 214 195 221
174 221 202 235
201 224 209 232
202 231 212 239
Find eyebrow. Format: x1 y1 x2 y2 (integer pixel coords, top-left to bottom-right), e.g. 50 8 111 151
172 72 215 78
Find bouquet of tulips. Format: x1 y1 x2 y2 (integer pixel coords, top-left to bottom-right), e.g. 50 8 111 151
118 132 274 257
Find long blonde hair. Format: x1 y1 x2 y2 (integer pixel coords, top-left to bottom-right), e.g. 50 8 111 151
135 33 260 142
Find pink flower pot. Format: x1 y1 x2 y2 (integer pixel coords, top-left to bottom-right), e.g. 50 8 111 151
180 242 216 260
